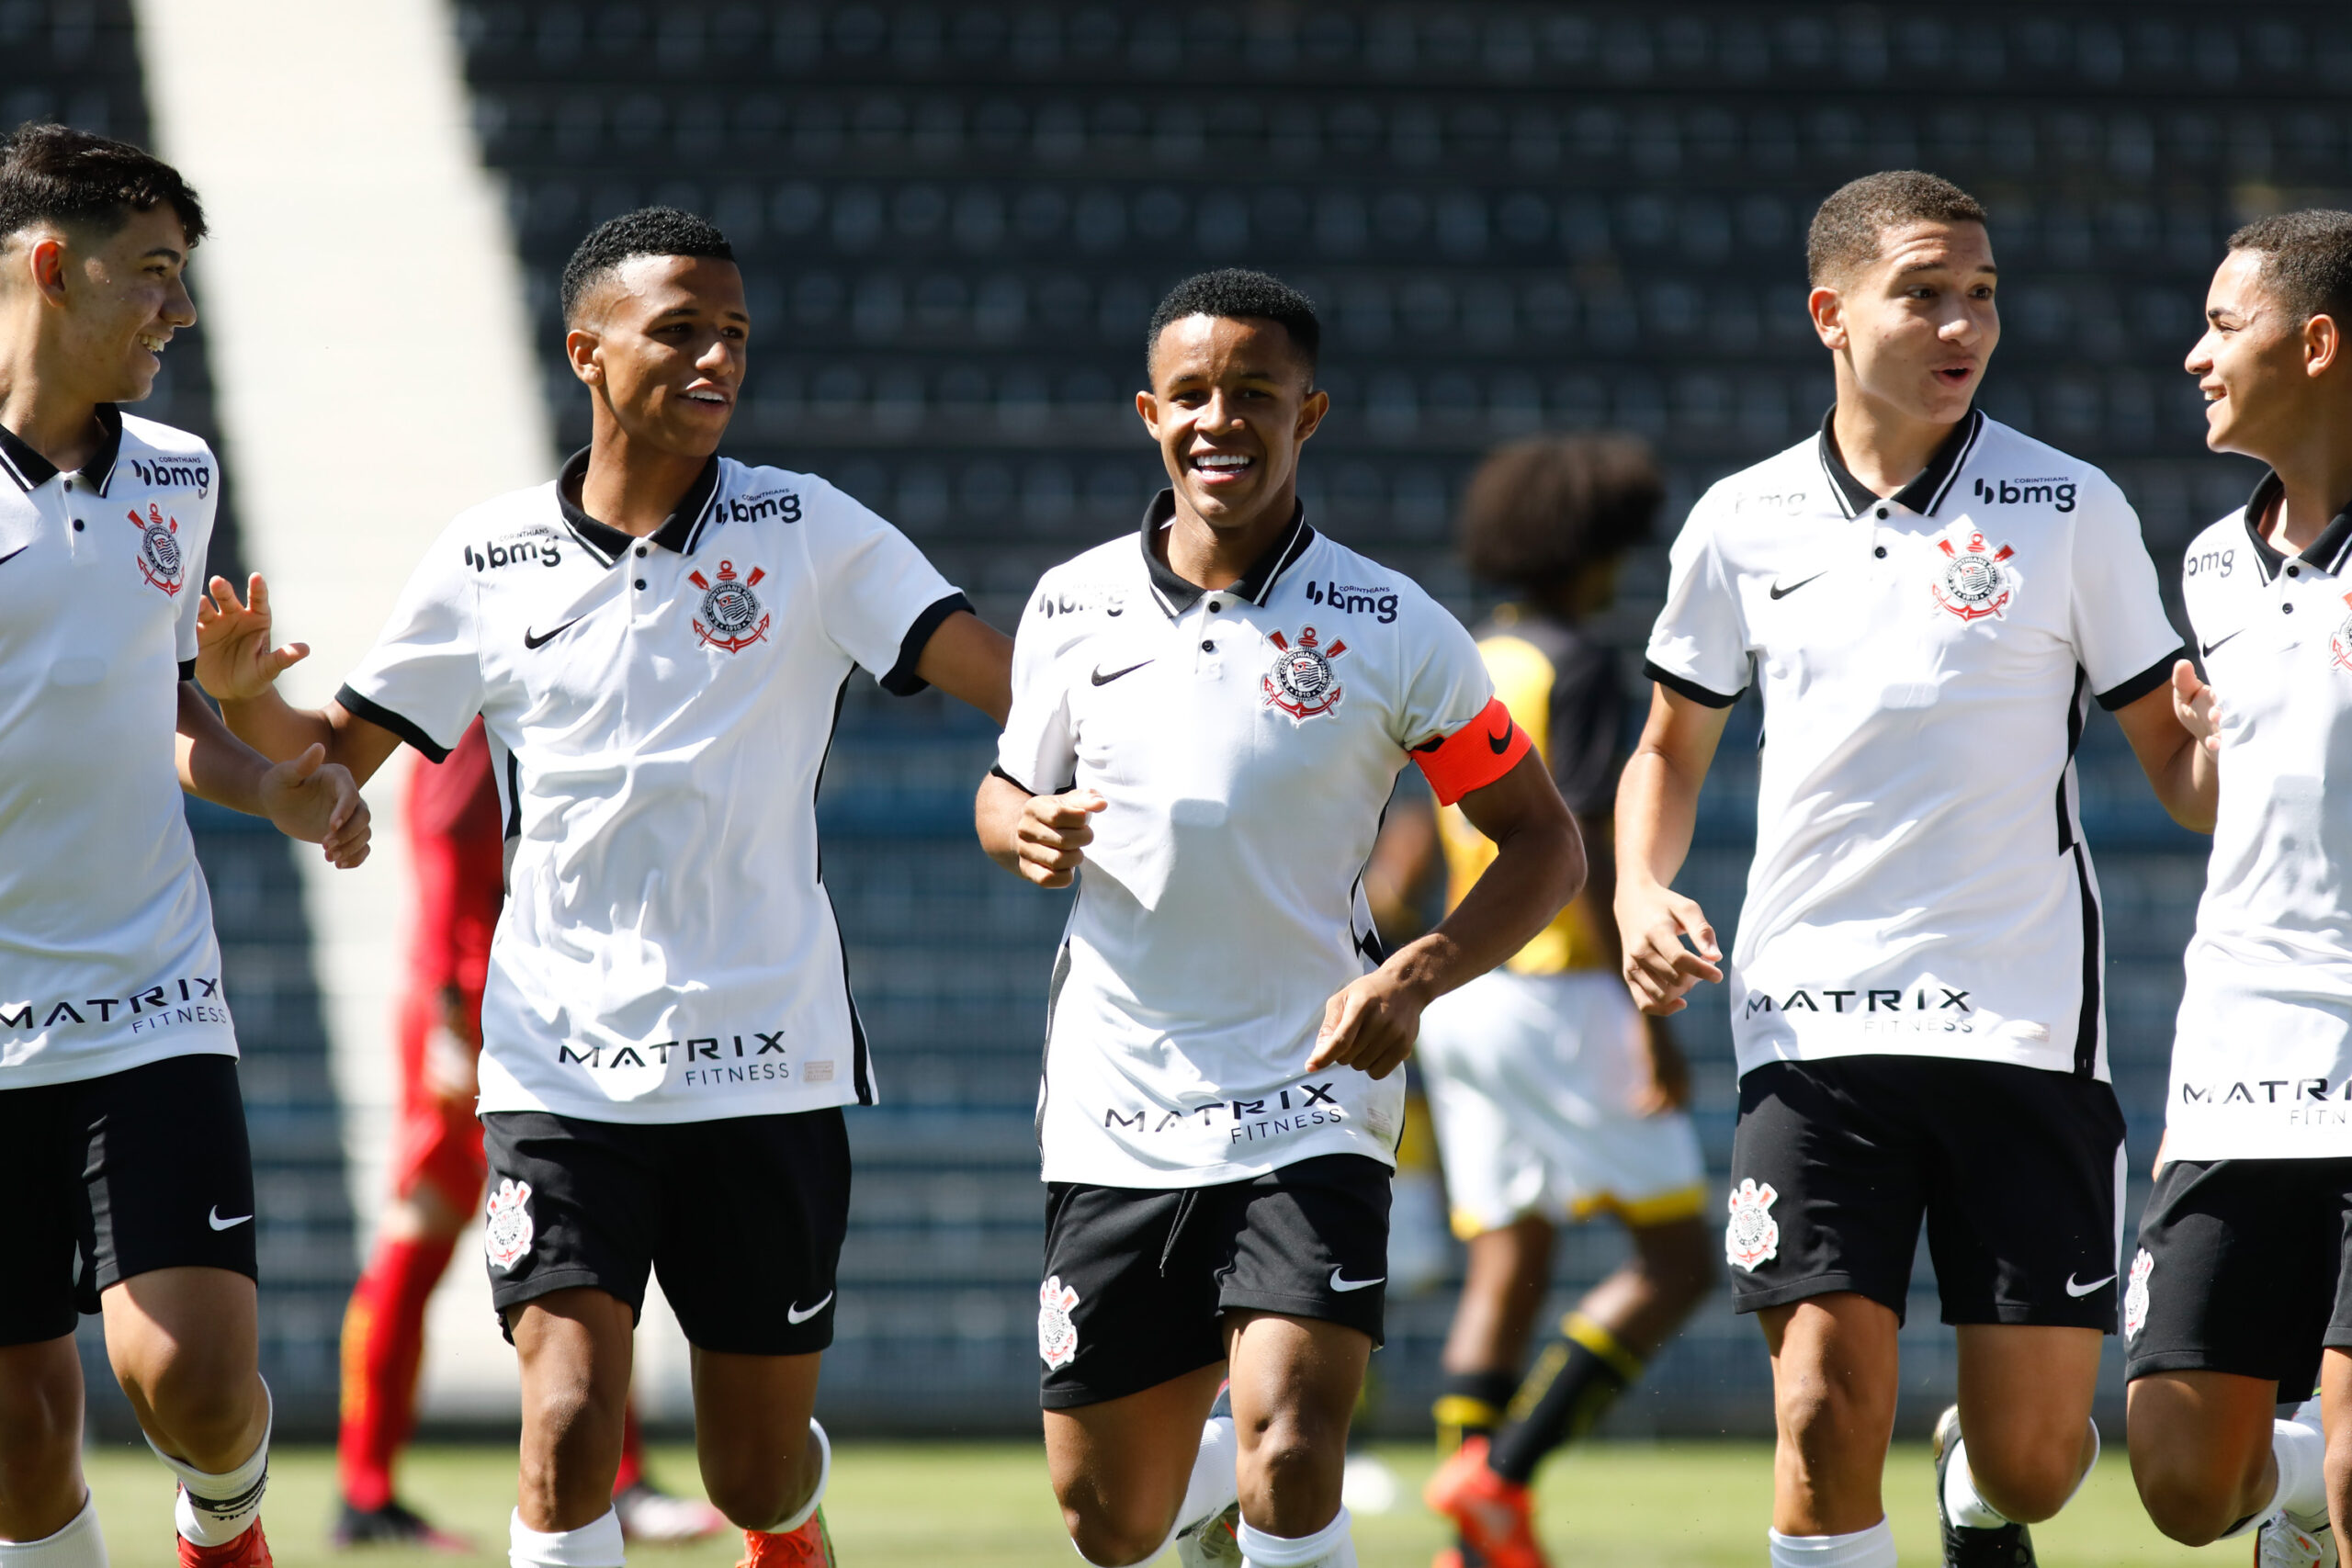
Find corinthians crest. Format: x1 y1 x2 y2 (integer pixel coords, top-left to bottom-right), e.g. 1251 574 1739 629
689 558 770 653
127 502 184 597
1262 625 1347 721
1930 528 2017 622
2329 592 2352 673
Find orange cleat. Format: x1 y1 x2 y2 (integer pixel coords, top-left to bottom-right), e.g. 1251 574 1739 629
1423 1438 1548 1568
1431 1551 1468 1568
735 1509 835 1567
177 1519 274 1567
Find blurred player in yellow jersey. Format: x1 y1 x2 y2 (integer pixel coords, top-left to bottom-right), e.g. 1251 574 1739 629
1367 435 1713 1568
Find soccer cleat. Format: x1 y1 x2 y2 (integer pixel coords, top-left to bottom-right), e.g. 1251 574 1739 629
735 1509 834 1567
1176 1500 1243 1568
178 1519 274 1568
1931 1405 2037 1567
615 1479 728 1541
1422 1436 1549 1568
330 1498 472 1551
2256 1513 2339 1568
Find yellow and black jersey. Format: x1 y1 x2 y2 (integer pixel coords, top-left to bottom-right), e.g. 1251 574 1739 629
1436 604 1625 975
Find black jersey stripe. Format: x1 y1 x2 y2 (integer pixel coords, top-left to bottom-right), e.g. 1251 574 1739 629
2069 840 2103 1078
2095 648 2187 712
1643 657 1742 709
879 592 973 696
2055 666 2087 855
334 683 452 763
807 672 875 1104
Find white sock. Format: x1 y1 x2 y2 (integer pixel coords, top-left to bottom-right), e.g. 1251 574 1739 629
1236 1508 1356 1568
2275 1404 2330 1524
1940 1436 2009 1530
766 1419 832 1536
0 1495 109 1566
147 1381 270 1548
1152 1412 1240 1559
508 1507 624 1568
1767 1517 1897 1568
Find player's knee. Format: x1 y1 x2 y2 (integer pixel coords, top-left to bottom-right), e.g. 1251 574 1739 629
1964 1435 2085 1525
705 1472 796 1534
1238 1412 1340 1503
1060 1501 1170 1567
1774 1373 1887 1484
122 1358 257 1461
2131 1440 2268 1544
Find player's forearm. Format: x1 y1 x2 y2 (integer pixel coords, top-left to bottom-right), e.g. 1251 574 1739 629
216 684 339 767
1614 749 1702 899
175 682 277 814
974 770 1029 874
1385 810 1584 1003
2152 738 2219 835
918 611 1014 725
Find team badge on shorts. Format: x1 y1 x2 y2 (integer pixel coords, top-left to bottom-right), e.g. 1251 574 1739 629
2122 1247 2154 1340
1037 1274 1081 1369
2329 594 2352 673
482 1178 535 1271
689 559 770 653
128 503 185 597
1262 626 1346 722
1724 1178 1781 1272
1930 528 2017 623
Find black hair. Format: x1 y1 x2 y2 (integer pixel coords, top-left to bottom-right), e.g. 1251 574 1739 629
558 206 735 325
2227 210 2352 330
1807 170 1986 287
1145 268 1319 383
0 122 206 247
1456 434 1664 594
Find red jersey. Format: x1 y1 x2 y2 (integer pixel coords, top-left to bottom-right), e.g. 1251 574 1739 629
404 718 504 998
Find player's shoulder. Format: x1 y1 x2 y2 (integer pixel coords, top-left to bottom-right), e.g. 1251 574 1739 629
1961 417 2126 516
1292 531 1448 623
114 411 213 468
2181 510 2257 602
1682 436 1825 534
1023 532 1142 619
709 457 831 531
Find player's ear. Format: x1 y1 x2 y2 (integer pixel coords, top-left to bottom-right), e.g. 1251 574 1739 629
2305 312 2342 380
1294 386 1330 443
27 235 68 303
1808 284 1846 352
565 325 603 388
1135 388 1160 436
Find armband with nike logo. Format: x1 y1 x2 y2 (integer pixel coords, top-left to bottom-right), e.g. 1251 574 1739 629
1408 695 1531 806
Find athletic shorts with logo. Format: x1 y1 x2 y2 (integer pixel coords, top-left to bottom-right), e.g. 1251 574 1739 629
1726 1056 2125 1328
1036 1153 1391 1408
1415 969 1705 1237
2122 1157 2352 1397
481 1106 849 1355
0 1054 258 1346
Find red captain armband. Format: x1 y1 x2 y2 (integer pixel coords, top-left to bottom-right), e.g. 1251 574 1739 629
1409 696 1532 807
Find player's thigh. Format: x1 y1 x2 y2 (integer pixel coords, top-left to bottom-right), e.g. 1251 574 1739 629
2125 1369 2278 1529
1758 1291 1903 1435
481 1112 661 1346
650 1108 850 1358
688 1346 824 1526
1037 1180 1227 1413
1042 1362 1228 1552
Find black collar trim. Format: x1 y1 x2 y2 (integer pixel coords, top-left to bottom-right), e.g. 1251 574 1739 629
1137 489 1316 617
1815 405 1983 520
554 446 723 566
0 404 123 495
2241 470 2352 584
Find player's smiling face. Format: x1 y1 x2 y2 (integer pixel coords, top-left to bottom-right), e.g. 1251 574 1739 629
20 204 197 406
1136 314 1329 536
567 254 747 457
2188 248 2318 461
1814 220 1999 427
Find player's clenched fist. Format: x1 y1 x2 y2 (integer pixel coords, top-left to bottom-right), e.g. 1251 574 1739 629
1614 880 1723 1016
1308 966 1427 1080
258 742 372 868
196 572 311 703
1013 789 1106 888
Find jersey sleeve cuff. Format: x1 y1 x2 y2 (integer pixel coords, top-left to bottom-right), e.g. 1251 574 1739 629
878 592 974 696
334 683 453 763
178 658 197 682
2095 648 2187 711
1409 696 1532 807
989 762 1036 795
1641 658 1742 709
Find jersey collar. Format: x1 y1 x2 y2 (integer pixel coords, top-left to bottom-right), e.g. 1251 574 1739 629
554 445 722 565
2240 469 2352 582
1815 405 1983 520
1136 488 1317 616
0 403 123 495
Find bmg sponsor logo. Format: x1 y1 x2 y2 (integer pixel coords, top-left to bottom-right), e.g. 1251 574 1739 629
1971 475 2076 513
126 455 211 498
1302 580 1397 623
724 489 801 525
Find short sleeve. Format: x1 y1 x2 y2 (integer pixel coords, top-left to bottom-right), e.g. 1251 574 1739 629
336 534 483 763
994 584 1078 796
173 455 220 678
2069 480 2187 710
1642 500 1748 706
1546 643 1628 817
799 478 967 695
1397 600 1525 807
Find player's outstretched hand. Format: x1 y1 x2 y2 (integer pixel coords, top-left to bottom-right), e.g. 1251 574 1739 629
196 573 310 702
1014 789 1106 887
1616 882 1722 1016
2172 659 2222 754
1308 968 1424 1079
259 743 371 868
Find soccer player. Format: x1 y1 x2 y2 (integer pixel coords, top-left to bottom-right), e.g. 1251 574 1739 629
977 269 1585 1568
0 124 371 1568
1617 171 2209 1568
334 721 722 1551
196 207 1012 1568
1363 434 1713 1568
2120 211 2352 1568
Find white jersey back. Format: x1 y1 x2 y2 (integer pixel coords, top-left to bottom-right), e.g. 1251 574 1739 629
0 409 234 1085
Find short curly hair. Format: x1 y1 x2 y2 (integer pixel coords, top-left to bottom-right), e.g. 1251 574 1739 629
1146 268 1318 383
1806 170 1986 288
1457 434 1663 594
2228 209 2352 329
559 206 734 325
0 121 206 247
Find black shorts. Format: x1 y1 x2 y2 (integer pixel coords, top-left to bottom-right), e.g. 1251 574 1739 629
1036 1154 1391 1410
0 1054 258 1348
481 1107 851 1356
1727 1056 2125 1329
2122 1156 2352 1395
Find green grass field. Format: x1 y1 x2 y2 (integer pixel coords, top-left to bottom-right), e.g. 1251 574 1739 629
80 1439 2238 1565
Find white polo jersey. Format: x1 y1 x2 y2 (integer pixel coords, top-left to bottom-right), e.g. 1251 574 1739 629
0 407 236 1086
999 494 1527 1189
2167 476 2352 1157
339 448 965 1124
1645 410 2182 1081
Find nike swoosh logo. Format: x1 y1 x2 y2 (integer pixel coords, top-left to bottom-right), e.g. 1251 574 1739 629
2199 629 2243 658
1487 721 1515 755
208 1207 253 1231
523 617 582 649
1328 1269 1384 1293
2064 1271 2115 1298
1091 660 1153 686
0 545 28 570
786 1292 833 1324
1768 572 1826 601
